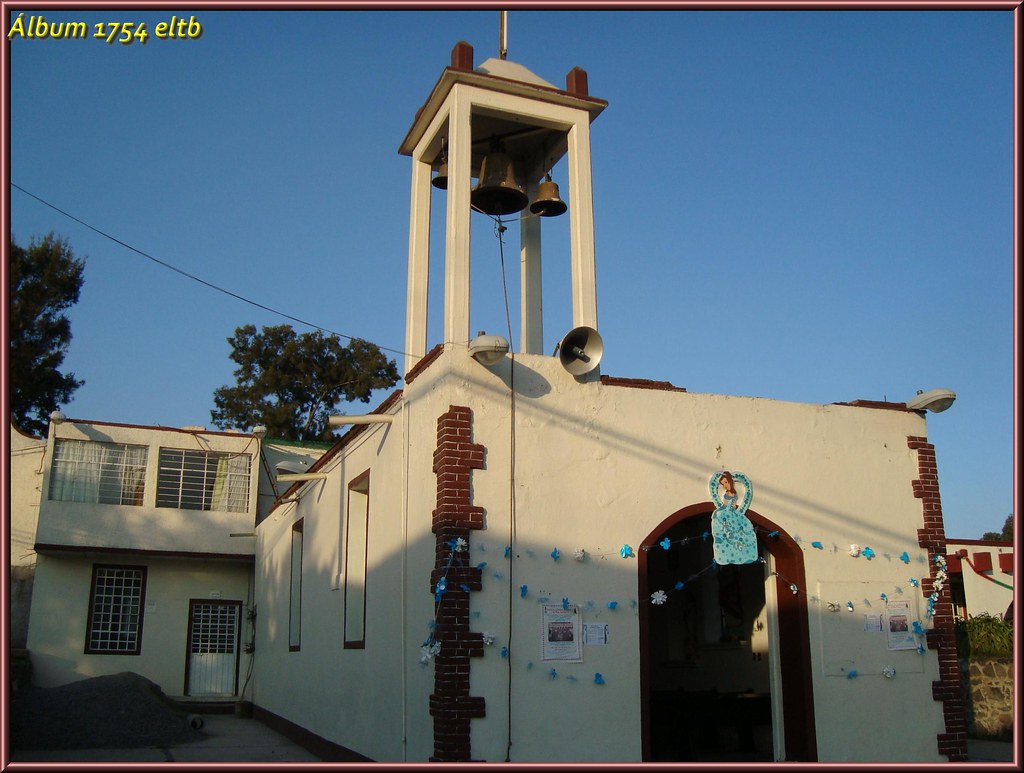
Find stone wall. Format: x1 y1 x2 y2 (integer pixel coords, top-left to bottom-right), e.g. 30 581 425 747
960 657 1013 739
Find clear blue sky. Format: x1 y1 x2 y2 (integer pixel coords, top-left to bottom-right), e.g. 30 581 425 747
5 7 1015 540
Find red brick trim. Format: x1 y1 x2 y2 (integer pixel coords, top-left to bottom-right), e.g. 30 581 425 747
908 435 968 762
405 343 445 385
599 375 686 392
429 406 486 762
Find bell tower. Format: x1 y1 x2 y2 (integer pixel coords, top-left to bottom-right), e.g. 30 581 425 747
398 40 607 374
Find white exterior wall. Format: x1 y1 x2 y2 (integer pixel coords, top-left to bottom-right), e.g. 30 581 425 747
253 413 408 762
254 348 948 763
26 553 252 692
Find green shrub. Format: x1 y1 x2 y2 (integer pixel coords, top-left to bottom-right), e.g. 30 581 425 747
955 613 1013 658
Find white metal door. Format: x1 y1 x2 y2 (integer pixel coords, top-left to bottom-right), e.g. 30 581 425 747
187 601 240 696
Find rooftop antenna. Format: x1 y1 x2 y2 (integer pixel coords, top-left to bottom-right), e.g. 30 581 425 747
499 10 508 59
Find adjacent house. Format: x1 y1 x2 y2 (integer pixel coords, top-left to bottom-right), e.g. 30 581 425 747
8 423 46 653
23 418 264 700
946 539 1014 621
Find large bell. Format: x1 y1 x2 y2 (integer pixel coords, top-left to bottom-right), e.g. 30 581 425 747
431 161 448 190
529 175 567 217
471 151 528 216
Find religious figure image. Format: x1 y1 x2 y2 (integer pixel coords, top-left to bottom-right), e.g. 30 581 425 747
709 470 758 565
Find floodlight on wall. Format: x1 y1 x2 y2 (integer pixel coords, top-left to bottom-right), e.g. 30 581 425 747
50 410 65 425
906 388 957 413
469 332 510 366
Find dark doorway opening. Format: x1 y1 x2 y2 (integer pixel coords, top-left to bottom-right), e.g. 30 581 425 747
639 504 817 762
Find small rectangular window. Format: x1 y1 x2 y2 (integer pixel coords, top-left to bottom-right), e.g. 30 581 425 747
85 565 147 654
50 439 148 506
289 519 303 651
344 472 370 648
157 448 251 513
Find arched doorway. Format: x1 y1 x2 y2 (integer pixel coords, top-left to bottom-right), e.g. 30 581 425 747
639 503 817 762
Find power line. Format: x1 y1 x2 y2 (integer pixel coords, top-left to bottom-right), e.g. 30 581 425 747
10 182 413 360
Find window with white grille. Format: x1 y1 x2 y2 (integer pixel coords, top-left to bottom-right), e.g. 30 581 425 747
156 448 251 513
86 565 146 654
49 439 148 506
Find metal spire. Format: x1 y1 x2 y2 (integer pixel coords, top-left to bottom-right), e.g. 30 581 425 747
499 10 508 60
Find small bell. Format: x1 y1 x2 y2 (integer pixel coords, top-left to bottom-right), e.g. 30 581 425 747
471 145 528 216
431 161 448 190
529 174 567 217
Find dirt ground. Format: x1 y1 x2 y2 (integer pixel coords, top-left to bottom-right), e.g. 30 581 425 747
8 672 205 751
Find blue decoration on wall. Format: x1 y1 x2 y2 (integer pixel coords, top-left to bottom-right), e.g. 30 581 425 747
709 471 757 565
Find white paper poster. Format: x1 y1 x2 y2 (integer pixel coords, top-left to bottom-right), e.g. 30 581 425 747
541 604 582 662
885 600 917 650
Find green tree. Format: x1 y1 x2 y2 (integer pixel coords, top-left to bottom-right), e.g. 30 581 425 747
981 514 1013 542
8 234 86 436
211 324 400 441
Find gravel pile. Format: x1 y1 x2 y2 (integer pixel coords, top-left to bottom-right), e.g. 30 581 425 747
9 672 206 751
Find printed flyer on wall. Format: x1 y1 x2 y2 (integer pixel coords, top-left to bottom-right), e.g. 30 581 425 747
541 604 582 662
885 599 917 650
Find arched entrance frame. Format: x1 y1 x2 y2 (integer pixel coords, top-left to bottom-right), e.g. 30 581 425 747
638 502 818 762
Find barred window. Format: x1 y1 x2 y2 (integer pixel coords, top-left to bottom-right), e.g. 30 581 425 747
156 448 251 513
49 439 148 506
86 565 146 654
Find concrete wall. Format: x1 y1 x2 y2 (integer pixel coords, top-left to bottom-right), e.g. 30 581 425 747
25 553 252 694
253 348 950 763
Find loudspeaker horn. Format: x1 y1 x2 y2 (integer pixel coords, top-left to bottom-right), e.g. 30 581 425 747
557 326 604 376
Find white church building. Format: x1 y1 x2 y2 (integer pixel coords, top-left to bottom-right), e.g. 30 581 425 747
245 41 967 763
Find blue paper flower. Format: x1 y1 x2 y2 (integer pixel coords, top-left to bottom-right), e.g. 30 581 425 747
594 673 605 685
767 531 779 538
606 601 618 610
917 644 926 655
811 541 823 549
674 580 684 591
476 562 487 569
562 597 570 610
620 544 634 558
504 546 512 558
549 669 558 680
847 601 855 611
900 551 910 564
909 577 919 587
701 531 710 542
660 537 671 550
862 547 876 560
460 584 470 593
551 547 560 561
912 621 924 635
520 585 528 598
501 646 509 658
846 670 858 679
880 593 888 602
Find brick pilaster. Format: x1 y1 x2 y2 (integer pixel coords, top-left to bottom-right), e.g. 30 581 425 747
909 436 968 762
428 406 486 762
